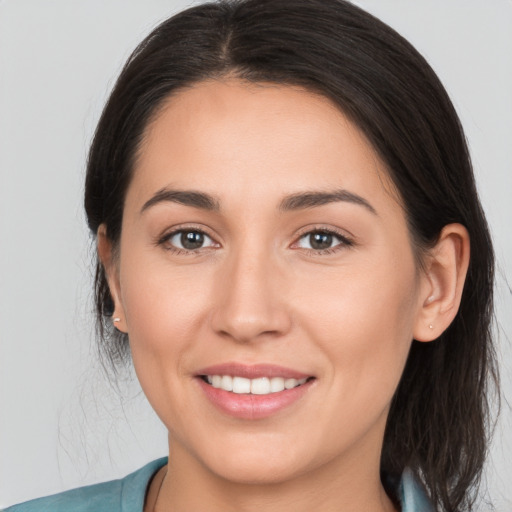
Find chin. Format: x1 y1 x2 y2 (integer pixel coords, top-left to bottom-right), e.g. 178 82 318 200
209 457 305 486
194 434 320 486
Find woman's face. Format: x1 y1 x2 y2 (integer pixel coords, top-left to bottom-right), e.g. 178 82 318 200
108 79 430 484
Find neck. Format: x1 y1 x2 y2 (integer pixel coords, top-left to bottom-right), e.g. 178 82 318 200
153 436 397 512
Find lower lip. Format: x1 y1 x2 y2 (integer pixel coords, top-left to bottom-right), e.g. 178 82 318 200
197 378 314 420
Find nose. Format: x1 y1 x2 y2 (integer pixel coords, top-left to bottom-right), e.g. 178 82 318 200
210 247 292 344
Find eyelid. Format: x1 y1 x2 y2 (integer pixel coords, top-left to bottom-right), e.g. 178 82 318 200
293 223 355 239
156 224 221 252
290 225 355 253
155 223 354 255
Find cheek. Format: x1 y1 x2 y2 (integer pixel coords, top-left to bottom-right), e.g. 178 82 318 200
296 251 419 400
116 242 215 410
119 247 211 347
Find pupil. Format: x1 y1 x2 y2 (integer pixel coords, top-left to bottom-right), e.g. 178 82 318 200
310 232 332 250
181 231 204 250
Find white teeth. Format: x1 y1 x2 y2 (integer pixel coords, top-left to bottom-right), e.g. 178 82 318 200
284 378 298 389
270 377 285 392
205 375 309 394
221 375 233 391
232 376 251 394
251 377 270 395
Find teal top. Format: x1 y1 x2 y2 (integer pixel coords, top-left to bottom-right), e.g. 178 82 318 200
3 458 433 511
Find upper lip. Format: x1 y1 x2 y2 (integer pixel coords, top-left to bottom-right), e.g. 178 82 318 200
196 363 312 380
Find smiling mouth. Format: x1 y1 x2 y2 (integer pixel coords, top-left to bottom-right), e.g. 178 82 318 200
200 375 314 395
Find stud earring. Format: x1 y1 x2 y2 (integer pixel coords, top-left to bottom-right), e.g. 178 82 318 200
113 317 121 323
429 324 434 329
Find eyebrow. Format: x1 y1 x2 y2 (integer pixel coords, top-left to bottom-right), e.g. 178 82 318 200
140 187 377 216
279 189 377 215
140 188 220 214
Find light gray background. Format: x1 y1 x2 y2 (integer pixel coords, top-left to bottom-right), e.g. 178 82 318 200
1 0 511 509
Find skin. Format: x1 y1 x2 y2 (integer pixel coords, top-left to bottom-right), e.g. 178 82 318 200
99 79 470 512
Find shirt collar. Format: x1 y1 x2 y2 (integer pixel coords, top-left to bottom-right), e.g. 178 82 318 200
399 467 435 512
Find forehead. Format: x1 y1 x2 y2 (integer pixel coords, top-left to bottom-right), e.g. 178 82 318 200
129 79 401 217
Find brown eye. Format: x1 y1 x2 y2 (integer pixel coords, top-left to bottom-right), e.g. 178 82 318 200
296 230 351 252
309 232 333 250
181 231 204 249
167 230 216 251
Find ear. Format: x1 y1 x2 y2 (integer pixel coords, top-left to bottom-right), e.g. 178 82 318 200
413 223 470 342
97 224 128 333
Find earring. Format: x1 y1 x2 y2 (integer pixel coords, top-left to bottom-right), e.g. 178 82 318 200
429 324 434 329
113 317 121 323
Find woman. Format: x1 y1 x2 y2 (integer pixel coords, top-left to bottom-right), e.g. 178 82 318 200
3 0 498 511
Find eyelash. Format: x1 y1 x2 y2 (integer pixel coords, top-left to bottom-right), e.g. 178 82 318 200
157 226 354 256
292 227 354 256
157 225 218 255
